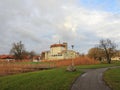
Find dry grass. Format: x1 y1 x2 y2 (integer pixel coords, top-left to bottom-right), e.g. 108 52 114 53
0 57 99 76
0 60 55 76
42 56 99 67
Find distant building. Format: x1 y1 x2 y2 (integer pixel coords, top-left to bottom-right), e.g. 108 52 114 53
0 55 15 61
33 56 41 62
41 42 79 60
111 57 120 61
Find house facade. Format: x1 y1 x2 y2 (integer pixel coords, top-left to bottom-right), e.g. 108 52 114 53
111 57 120 61
41 42 79 60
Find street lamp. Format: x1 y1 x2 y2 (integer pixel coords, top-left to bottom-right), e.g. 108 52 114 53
66 45 76 72
71 45 74 49
71 45 74 66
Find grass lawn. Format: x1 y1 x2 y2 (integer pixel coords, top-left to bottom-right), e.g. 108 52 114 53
0 61 120 90
77 61 120 69
104 68 120 90
0 67 82 90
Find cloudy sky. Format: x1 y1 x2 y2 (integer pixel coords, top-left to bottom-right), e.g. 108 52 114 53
0 0 120 54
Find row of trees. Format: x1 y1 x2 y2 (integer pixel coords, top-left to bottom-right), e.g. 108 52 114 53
10 41 36 60
88 39 118 64
10 39 118 64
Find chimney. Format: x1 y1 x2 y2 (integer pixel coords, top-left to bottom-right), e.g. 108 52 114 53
63 42 67 50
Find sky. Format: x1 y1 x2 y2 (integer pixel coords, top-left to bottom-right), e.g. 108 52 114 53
0 0 120 54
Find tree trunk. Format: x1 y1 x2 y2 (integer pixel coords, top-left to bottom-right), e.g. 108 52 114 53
106 56 111 64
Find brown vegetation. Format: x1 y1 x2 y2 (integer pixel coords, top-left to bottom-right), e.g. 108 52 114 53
0 60 54 76
42 56 99 67
0 56 99 76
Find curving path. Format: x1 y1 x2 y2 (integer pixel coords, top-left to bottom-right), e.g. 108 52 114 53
71 68 111 90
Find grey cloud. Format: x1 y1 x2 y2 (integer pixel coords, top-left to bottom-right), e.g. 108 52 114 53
0 0 120 54
12 30 42 43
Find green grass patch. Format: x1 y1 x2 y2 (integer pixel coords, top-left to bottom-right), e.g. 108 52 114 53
104 68 120 90
77 61 120 69
0 67 82 90
77 64 117 69
0 61 120 90
13 61 52 65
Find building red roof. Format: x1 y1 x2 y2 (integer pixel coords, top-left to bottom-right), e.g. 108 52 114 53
0 55 14 59
50 44 66 48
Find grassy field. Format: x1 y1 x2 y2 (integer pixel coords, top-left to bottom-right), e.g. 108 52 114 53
104 68 120 90
0 61 120 90
0 61 55 76
77 61 120 69
0 67 82 90
0 56 98 76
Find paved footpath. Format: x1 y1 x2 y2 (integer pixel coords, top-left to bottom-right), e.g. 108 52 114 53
71 68 111 90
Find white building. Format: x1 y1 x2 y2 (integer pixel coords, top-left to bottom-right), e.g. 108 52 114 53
41 42 79 60
111 57 120 61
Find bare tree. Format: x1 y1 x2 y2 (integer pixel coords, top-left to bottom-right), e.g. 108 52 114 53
98 39 117 64
29 51 36 60
10 41 26 60
87 47 104 61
